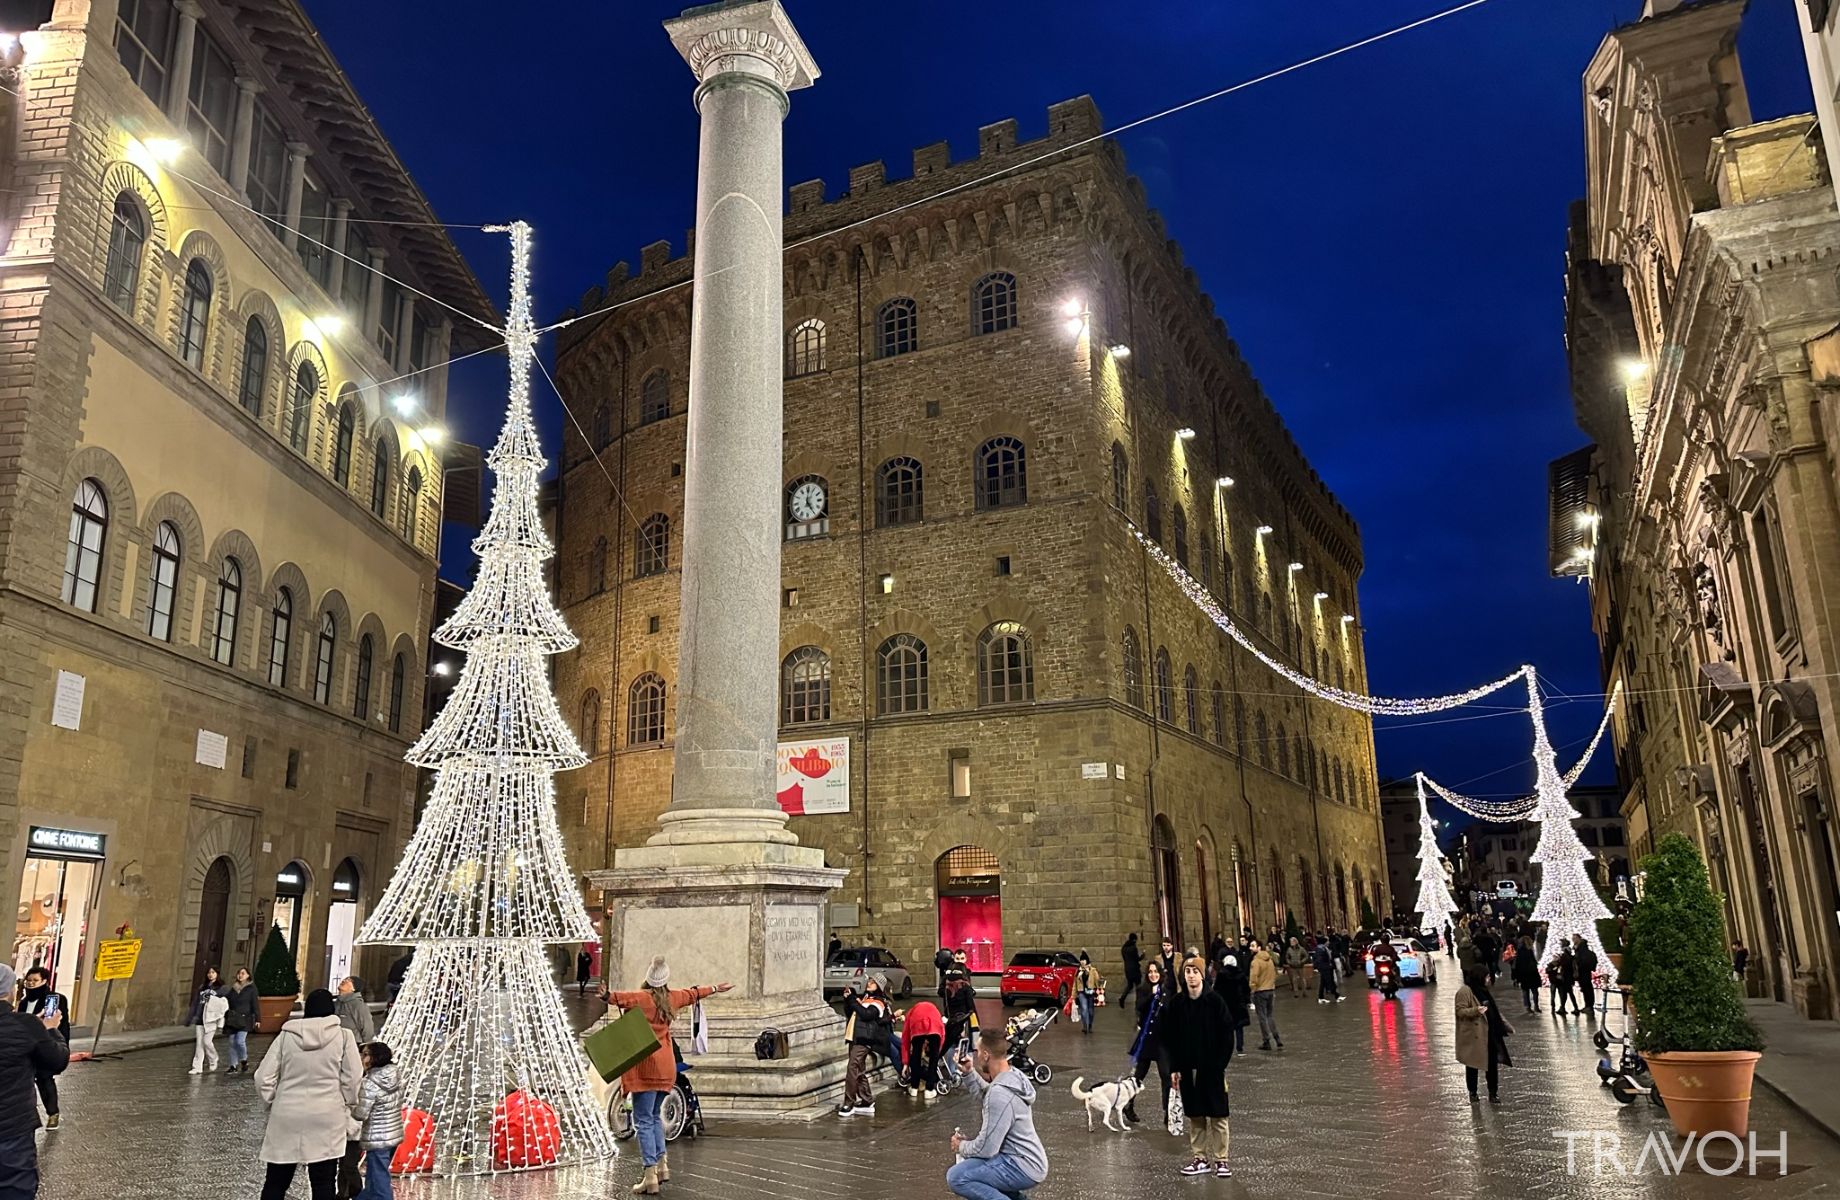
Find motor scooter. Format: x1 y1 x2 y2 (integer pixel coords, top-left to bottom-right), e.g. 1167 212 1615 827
1373 958 1400 999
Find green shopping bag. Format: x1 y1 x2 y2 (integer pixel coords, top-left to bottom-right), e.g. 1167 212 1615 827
584 1007 661 1081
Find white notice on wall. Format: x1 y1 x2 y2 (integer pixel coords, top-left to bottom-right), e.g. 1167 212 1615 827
1114 763 1125 780
51 671 85 730
1081 762 1108 780
195 728 228 770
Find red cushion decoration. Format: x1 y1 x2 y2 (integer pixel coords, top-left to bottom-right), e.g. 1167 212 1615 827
391 1108 435 1174
492 1089 562 1168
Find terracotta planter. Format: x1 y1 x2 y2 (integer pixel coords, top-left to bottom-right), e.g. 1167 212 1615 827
257 994 298 1033
1644 1050 1762 1139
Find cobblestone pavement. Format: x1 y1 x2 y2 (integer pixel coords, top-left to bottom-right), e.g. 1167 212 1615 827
36 977 1838 1199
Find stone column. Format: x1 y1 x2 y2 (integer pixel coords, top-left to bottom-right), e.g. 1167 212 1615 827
228 78 261 196
395 296 417 374
589 0 843 1119
280 141 309 249
163 1 202 125
326 199 352 301
363 248 387 337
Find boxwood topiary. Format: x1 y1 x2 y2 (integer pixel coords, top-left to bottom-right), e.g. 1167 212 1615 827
254 923 301 998
1626 833 1762 1053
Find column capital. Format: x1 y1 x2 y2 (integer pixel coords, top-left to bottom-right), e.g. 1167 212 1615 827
234 75 263 96
665 0 818 93
284 140 311 162
330 196 353 216
175 0 205 18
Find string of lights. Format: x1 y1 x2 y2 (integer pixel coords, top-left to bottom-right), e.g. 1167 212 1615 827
1416 680 1622 821
358 222 614 1176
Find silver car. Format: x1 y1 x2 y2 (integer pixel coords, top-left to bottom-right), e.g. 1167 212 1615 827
822 946 913 998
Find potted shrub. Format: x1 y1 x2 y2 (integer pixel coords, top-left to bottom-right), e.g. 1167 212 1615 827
1625 834 1764 1138
254 924 301 1032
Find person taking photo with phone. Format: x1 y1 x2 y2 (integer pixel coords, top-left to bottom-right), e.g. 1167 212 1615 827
946 1029 1048 1200
1 964 70 1200
18 968 69 1130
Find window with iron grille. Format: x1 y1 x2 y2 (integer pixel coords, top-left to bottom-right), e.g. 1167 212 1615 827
875 457 923 526
104 194 145 313
269 588 292 687
147 521 180 641
781 646 831 725
1122 626 1144 710
876 634 929 715
353 634 374 718
211 558 241 666
634 514 669 578
975 437 1026 510
114 0 174 105
977 622 1034 706
877 298 917 358
179 260 212 370
972 272 1017 335
1154 649 1173 723
640 370 670 425
1110 444 1128 512
1183 665 1199 733
628 673 667 745
787 319 826 377
63 480 108 612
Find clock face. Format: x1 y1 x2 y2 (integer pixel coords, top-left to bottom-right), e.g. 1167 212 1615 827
790 480 826 522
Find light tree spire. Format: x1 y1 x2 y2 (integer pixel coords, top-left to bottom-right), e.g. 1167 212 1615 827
1411 773 1460 927
1525 669 1616 980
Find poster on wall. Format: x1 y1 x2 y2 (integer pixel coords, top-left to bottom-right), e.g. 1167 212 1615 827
776 737 849 815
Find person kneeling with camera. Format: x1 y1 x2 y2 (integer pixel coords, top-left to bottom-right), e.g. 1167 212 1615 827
946 1030 1048 1200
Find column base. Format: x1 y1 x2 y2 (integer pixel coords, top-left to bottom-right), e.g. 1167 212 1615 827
590 844 849 1118
645 805 800 848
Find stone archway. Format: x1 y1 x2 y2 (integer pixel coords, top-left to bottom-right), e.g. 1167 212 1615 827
175 813 253 1015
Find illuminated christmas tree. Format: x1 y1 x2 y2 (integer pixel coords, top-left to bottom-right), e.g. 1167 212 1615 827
1525 671 1616 980
358 222 613 1175
1411 774 1460 926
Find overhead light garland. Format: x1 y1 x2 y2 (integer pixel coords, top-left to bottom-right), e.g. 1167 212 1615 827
1411 774 1461 926
358 222 614 1176
1418 681 1622 821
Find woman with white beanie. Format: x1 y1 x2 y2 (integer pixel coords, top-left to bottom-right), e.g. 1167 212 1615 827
602 956 733 1195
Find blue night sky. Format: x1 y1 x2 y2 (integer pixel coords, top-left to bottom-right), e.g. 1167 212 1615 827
311 0 1811 803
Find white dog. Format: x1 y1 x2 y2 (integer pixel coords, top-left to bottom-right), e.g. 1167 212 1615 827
1070 1075 1142 1133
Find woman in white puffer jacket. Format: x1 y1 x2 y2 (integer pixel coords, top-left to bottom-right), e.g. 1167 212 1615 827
254 988 361 1200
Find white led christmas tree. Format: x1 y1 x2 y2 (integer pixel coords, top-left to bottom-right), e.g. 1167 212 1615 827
1524 670 1616 981
358 222 614 1175
1411 773 1460 926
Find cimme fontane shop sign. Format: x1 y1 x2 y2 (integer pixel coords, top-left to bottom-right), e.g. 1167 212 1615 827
28 825 105 858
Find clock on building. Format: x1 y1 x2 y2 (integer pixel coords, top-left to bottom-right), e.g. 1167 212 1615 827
789 479 827 522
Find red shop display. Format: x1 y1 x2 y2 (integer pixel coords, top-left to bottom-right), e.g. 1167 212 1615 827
938 894 1002 974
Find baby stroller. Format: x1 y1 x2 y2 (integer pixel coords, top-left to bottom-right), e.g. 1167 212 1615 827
1004 1004 1058 1085
934 1009 982 1096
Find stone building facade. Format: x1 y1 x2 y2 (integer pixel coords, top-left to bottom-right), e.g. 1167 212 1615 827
0 0 491 1029
1557 0 1840 1018
552 97 1386 984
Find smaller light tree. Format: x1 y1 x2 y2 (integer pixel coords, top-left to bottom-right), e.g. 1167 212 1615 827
1411 774 1460 927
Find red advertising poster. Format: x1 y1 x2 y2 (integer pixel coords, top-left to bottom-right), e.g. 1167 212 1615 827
776 737 850 814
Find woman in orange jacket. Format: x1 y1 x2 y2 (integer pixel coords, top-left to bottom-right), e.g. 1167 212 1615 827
603 956 733 1195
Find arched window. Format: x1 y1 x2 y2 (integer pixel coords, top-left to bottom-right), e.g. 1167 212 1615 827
403 467 423 544
1122 626 1144 710
787 318 826 377
627 673 666 745
590 536 608 594
1154 648 1174 723
1173 504 1189 568
1223 551 1235 606
210 558 241 666
1255 712 1270 767
977 621 1034 706
1199 531 1213 591
1145 484 1162 542
1110 443 1129 512
974 436 1027 510
370 441 391 517
332 403 356 487
785 475 828 540
179 260 212 370
580 690 601 756
1210 683 1225 747
147 521 180 641
1334 760 1346 806
877 297 917 358
875 457 923 527
634 514 669 578
288 361 317 453
313 612 337 704
780 646 831 725
591 403 611 448
268 587 293 687
388 653 406 733
1270 847 1287 923
238 317 268 415
353 634 374 718
62 479 108 612
1276 723 1290 777
876 633 929 715
640 369 669 425
1183 665 1199 733
103 193 145 312
972 271 1017 334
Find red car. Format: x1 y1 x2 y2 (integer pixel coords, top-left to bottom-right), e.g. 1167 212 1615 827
999 951 1081 1008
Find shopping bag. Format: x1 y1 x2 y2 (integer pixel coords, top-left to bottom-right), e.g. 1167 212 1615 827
582 1007 661 1081
1167 1088 1186 1137
691 1000 709 1056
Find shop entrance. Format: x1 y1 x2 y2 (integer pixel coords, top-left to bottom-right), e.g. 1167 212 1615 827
936 846 1002 974
273 861 310 967
192 857 233 992
324 858 360 988
14 826 106 1025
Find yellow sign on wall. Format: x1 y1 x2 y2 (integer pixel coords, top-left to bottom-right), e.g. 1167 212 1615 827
94 938 142 982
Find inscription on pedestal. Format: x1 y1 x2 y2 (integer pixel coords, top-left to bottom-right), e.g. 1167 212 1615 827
763 904 819 994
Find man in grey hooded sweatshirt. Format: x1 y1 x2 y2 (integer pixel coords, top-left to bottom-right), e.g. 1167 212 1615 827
948 1029 1048 1200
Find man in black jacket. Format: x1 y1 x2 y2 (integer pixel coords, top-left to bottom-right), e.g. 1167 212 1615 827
1119 933 1142 1007
1 988 69 1200
16 969 68 1130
